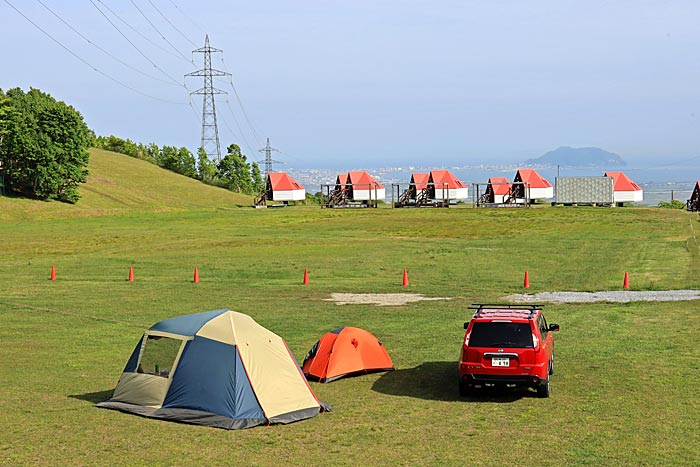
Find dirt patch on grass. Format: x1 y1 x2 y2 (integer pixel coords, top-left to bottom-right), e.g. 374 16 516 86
326 293 452 306
504 290 700 304
325 290 700 306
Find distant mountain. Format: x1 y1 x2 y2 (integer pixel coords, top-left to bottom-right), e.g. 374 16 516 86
524 146 626 167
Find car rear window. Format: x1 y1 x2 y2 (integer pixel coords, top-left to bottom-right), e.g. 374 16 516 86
469 322 533 348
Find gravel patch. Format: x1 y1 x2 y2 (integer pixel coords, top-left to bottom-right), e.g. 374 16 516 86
326 293 452 306
504 290 700 304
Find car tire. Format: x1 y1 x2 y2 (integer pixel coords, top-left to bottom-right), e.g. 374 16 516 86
549 357 554 375
537 378 550 398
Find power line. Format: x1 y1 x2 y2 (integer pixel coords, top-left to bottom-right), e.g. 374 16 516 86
220 56 264 147
217 111 255 156
127 0 193 63
34 0 178 87
3 0 187 104
92 0 190 64
274 148 303 164
89 0 185 88
223 97 256 155
165 0 207 37
643 154 700 170
144 0 197 47
187 99 201 124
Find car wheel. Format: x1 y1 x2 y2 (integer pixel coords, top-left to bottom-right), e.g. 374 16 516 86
537 378 550 398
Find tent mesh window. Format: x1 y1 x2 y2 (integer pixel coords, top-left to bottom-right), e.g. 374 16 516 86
138 336 182 377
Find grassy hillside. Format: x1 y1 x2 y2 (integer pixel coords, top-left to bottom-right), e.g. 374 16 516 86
0 148 252 220
1 171 699 465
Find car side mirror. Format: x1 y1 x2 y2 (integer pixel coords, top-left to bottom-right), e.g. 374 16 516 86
464 322 469 330
549 323 560 332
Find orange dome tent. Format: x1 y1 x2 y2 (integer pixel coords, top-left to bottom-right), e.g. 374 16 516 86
302 327 394 383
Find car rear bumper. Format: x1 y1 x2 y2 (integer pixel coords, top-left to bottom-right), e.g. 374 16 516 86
459 359 548 381
460 373 545 388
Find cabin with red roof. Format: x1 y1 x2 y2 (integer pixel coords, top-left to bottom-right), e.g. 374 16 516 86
485 177 512 203
335 173 349 191
513 169 553 202
687 181 700 211
346 171 385 202
408 173 429 200
266 172 305 202
428 170 468 201
604 171 643 204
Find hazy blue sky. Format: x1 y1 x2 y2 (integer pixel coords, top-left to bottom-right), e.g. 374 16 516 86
2 0 699 168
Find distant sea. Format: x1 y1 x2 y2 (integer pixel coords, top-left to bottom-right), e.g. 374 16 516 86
287 163 700 206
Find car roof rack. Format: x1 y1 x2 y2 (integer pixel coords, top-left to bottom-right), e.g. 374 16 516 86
470 303 544 310
469 303 544 319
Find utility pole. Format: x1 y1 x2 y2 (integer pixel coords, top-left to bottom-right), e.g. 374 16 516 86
186 35 230 162
258 137 282 178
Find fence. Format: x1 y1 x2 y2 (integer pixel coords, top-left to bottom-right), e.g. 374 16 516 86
641 190 693 206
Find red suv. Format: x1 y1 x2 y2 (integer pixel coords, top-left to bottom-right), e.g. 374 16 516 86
459 304 559 397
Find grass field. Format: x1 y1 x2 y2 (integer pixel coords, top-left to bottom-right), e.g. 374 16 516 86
1 150 699 466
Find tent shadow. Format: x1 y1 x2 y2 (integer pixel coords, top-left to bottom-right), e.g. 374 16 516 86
371 361 529 402
69 389 113 404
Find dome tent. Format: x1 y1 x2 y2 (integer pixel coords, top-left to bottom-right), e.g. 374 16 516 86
97 309 328 429
302 327 394 383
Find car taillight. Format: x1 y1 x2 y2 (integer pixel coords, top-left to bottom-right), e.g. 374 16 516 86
464 333 470 347
532 333 539 350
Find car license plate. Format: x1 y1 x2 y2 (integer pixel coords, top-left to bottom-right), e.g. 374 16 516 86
492 356 510 367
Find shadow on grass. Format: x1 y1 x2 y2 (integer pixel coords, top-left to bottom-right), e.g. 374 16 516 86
69 389 113 404
371 361 530 402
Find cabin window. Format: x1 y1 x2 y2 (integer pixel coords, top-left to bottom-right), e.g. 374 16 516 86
137 335 182 377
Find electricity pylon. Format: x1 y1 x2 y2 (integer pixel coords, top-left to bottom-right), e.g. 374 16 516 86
186 35 230 161
258 137 283 178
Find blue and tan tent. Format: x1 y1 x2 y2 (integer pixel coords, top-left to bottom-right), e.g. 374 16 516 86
97 309 328 429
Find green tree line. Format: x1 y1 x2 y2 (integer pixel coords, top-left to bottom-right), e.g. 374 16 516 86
94 136 265 195
0 86 265 202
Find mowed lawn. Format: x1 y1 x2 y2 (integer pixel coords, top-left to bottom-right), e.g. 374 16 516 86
1 152 699 466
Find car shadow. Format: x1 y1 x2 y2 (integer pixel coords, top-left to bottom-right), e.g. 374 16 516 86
371 361 531 402
69 389 114 404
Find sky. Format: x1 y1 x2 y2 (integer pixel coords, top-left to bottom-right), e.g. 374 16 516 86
1 0 699 169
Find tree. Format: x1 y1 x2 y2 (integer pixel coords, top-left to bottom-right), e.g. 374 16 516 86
0 91 16 153
0 91 16 193
143 142 159 163
197 147 216 183
94 135 138 158
157 145 179 172
218 144 253 193
0 87 91 203
177 147 197 178
251 162 265 193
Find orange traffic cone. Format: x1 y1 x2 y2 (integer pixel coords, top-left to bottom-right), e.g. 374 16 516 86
623 272 629 289
50 264 56 281
303 268 309 285
402 268 409 287
524 271 530 289
193 266 200 284
128 265 134 282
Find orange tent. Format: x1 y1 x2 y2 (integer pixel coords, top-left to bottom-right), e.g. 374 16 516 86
302 327 394 383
